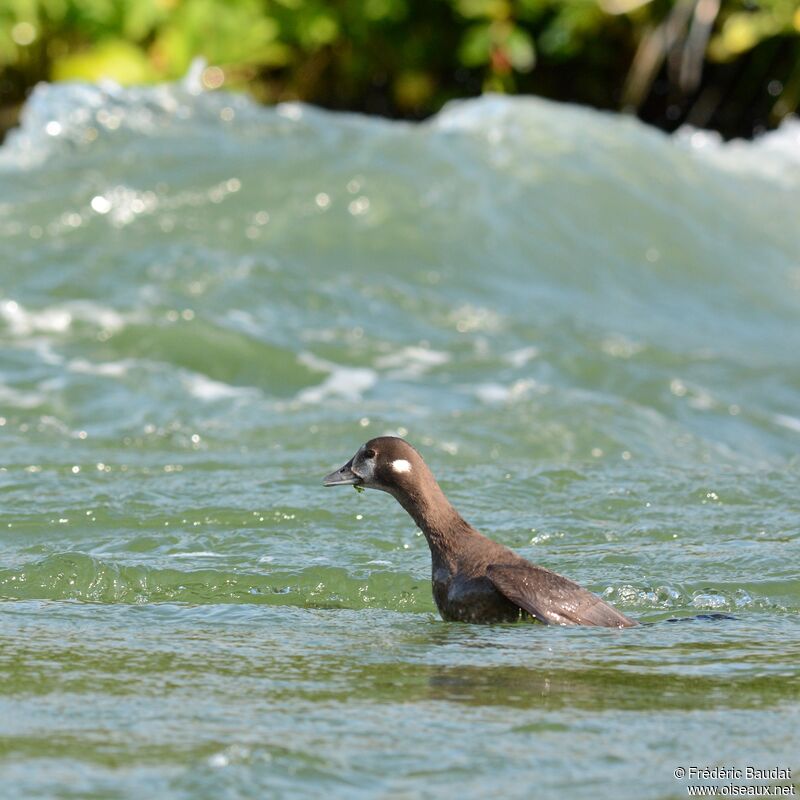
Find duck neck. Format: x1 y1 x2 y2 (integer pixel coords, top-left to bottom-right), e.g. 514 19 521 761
392 480 469 559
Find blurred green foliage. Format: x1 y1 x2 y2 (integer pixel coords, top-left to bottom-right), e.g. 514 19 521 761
1 0 798 137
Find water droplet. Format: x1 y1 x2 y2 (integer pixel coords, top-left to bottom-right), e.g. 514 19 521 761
91 196 111 214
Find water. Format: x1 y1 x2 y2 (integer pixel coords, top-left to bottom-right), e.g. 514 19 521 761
1 76 799 798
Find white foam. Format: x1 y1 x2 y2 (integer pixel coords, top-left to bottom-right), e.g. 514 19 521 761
297 368 377 404
0 66 270 171
296 352 377 404
505 346 539 367
169 551 225 558
474 379 537 404
183 373 258 401
674 118 800 185
374 346 450 378
69 358 132 377
0 299 127 337
474 384 510 404
774 414 800 434
0 385 45 409
1 299 71 336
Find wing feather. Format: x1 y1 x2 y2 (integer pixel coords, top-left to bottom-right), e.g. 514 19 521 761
486 563 637 628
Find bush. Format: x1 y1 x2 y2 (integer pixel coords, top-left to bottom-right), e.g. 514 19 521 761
1 0 798 138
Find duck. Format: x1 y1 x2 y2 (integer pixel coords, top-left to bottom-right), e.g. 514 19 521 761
323 436 637 627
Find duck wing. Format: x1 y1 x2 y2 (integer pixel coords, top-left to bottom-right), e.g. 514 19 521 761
485 563 637 628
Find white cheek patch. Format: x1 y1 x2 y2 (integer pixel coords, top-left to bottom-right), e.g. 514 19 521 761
391 459 412 474
358 455 376 482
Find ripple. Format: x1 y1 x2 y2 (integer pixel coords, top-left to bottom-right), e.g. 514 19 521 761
0 553 428 611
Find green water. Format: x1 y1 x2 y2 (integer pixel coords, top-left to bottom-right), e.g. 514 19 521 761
1 80 799 798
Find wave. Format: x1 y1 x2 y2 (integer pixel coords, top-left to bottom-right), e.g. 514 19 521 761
4 77 800 185
0 552 789 617
0 552 429 611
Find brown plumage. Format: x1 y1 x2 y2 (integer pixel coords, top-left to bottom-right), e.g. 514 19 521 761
323 436 637 628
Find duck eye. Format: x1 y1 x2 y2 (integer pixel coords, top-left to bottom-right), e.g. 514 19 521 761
363 448 376 459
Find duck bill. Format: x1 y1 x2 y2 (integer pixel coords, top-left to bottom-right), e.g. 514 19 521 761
323 459 361 487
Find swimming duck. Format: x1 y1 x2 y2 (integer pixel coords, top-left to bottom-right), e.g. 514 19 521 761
324 436 637 627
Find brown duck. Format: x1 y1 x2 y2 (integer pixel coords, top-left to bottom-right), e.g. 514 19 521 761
324 436 637 627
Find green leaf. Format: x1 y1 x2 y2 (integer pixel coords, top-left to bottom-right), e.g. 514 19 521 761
506 26 535 72
52 39 156 84
459 22 492 67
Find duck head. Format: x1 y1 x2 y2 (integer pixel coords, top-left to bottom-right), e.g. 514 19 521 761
323 436 423 494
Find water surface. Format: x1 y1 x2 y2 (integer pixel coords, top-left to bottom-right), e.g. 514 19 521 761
1 78 799 798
